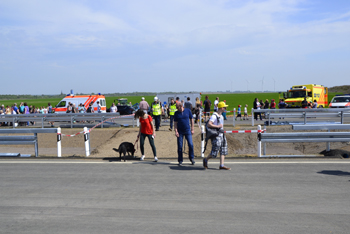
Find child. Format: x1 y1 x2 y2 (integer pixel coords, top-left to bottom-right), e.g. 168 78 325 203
243 104 248 120
236 105 242 121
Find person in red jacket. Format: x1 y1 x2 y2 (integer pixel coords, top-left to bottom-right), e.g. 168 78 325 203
135 109 158 162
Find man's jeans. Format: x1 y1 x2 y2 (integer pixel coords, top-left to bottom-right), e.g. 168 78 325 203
170 115 174 129
153 115 160 130
177 133 194 163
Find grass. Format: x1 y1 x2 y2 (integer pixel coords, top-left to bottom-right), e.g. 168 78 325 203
0 92 343 114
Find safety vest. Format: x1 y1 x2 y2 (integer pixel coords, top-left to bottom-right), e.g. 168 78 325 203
169 103 177 116
152 103 161 116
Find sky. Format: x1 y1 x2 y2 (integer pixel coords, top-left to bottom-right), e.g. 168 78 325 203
1 0 350 95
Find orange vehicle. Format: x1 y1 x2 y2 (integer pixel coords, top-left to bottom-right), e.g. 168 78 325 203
53 94 107 113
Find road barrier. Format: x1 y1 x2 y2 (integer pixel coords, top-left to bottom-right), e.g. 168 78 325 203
292 124 350 152
251 108 350 126
201 125 265 158
258 125 350 157
0 128 60 157
0 113 135 129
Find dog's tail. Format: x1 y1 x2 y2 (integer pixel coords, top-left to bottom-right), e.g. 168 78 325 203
113 148 119 152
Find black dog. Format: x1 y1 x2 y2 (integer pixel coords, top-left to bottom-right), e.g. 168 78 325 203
113 142 135 162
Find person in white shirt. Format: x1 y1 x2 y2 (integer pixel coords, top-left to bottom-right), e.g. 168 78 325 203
110 103 118 113
214 97 219 112
203 101 231 170
244 104 248 120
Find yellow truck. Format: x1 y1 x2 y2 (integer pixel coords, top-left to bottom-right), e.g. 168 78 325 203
280 84 328 108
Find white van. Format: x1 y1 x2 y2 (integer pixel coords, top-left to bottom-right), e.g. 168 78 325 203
329 95 350 108
53 94 107 113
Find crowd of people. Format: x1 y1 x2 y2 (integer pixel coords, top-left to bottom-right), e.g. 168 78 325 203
252 98 319 121
0 102 54 126
135 96 231 170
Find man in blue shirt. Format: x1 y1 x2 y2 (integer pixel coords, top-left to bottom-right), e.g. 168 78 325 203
12 103 19 114
174 102 195 166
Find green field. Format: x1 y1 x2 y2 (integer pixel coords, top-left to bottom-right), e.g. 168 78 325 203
0 92 343 114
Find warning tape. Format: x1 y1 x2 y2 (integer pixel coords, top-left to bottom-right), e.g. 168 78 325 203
60 114 135 137
203 110 234 114
224 129 266 133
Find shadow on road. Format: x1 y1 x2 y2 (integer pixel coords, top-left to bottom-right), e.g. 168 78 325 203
103 157 141 162
317 170 350 177
169 165 206 171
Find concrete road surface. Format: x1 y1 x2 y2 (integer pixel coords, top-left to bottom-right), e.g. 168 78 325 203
1 159 350 234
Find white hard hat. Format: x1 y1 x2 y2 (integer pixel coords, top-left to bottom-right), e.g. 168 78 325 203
154 97 158 101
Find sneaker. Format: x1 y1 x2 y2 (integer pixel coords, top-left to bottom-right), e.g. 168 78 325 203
169 128 172 131
140 155 145 161
178 162 183 166
219 166 231 170
154 156 158 162
190 159 195 165
203 159 208 169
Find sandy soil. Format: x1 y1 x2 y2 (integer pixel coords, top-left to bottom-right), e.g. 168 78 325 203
1 124 349 159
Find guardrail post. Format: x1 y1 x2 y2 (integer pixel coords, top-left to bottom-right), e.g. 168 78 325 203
13 117 16 128
233 108 236 127
268 110 271 125
42 117 44 128
88 128 91 155
201 125 205 158
84 127 90 157
34 133 38 157
263 125 267 155
341 111 344 124
57 127 62 157
101 116 104 128
326 129 330 151
257 125 261 157
71 116 74 128
252 108 254 126
303 111 306 124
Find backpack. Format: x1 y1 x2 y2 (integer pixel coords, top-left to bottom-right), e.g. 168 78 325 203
48 106 52 113
203 113 224 153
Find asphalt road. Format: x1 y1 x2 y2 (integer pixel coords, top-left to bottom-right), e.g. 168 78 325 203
1 159 350 234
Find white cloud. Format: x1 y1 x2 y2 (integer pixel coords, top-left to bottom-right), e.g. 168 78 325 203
0 0 350 94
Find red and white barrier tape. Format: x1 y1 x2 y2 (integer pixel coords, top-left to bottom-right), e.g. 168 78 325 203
60 114 135 137
224 129 266 133
203 110 235 114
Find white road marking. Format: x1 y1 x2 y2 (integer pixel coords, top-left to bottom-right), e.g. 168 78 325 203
0 160 349 164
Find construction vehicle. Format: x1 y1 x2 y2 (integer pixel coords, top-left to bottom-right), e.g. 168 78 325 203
279 84 328 108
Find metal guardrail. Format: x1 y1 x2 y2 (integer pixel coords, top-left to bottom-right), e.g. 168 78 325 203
292 124 350 152
0 128 58 157
251 108 350 126
260 132 350 143
0 113 135 128
292 124 350 131
258 128 350 157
